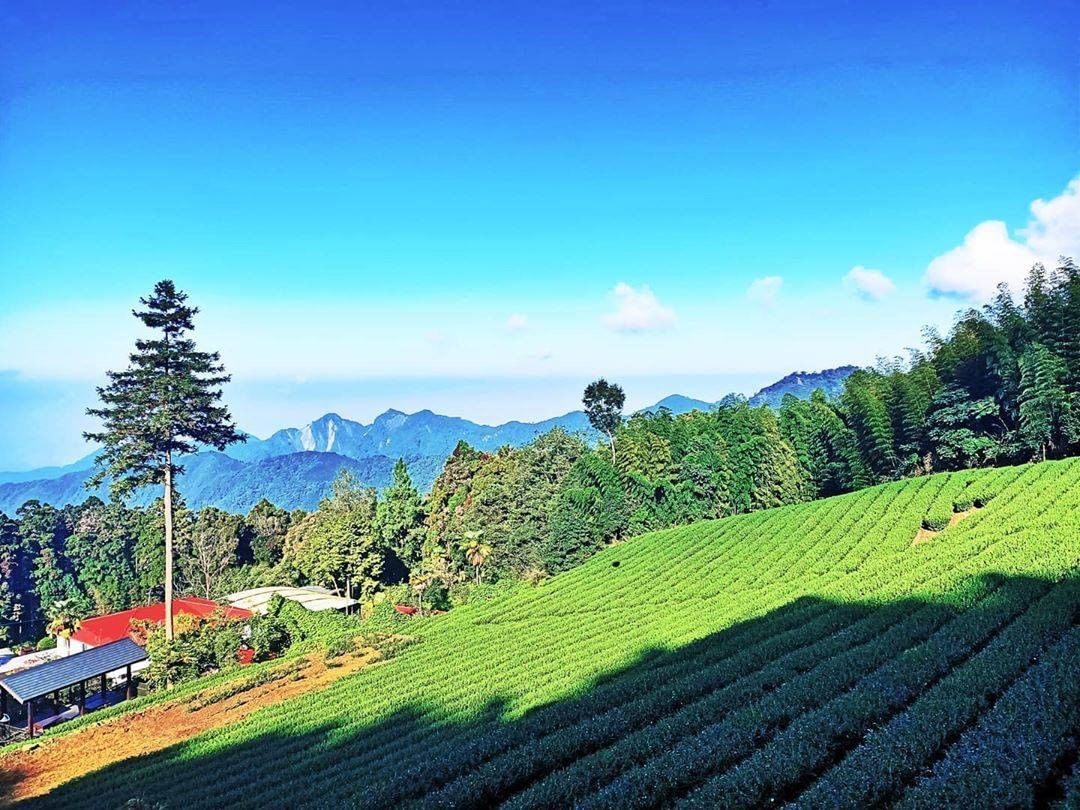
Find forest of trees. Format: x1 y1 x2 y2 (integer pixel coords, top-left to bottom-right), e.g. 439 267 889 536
1 259 1077 645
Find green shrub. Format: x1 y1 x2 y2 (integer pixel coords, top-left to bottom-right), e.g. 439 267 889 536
139 612 246 689
265 594 360 652
361 600 412 633
210 622 244 669
247 611 291 661
36 636 57 651
921 512 952 532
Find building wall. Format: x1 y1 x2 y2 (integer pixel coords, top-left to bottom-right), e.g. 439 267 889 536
56 636 91 657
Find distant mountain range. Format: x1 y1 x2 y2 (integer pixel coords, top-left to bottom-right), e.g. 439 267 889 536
0 366 856 514
643 365 857 414
224 408 595 463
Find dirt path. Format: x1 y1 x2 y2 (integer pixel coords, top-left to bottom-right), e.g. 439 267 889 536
0 650 375 805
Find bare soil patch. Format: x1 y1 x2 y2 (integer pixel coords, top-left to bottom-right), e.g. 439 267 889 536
949 509 975 527
0 649 376 805
912 507 979 546
912 527 938 545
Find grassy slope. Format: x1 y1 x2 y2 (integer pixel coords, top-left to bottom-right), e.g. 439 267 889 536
17 460 1080 809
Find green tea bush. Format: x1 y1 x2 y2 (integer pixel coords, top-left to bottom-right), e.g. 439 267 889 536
29 460 1080 810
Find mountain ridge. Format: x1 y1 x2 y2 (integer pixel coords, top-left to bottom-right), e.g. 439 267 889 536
0 366 856 513
224 408 596 463
640 365 857 414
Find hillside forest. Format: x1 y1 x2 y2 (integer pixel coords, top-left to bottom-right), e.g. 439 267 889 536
1 258 1077 645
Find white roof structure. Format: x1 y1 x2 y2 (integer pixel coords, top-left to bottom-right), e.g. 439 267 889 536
227 586 358 614
0 648 64 677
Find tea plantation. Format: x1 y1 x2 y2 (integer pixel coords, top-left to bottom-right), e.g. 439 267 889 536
23 460 1080 808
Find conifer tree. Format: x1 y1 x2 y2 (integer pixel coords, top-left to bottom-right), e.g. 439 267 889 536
85 280 243 640
376 459 427 569
546 453 627 571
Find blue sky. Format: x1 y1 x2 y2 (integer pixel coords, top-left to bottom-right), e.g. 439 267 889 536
1 1 1078 469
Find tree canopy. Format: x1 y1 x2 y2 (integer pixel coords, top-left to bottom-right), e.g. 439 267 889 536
85 280 243 639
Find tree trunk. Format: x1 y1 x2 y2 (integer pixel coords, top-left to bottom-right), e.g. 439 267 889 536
607 431 616 464
164 452 175 642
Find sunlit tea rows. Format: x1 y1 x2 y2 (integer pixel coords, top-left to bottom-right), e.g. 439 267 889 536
29 460 1080 809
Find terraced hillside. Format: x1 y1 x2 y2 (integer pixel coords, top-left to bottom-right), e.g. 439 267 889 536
10 460 1080 808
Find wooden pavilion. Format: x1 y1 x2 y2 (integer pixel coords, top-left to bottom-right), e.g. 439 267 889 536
0 638 146 737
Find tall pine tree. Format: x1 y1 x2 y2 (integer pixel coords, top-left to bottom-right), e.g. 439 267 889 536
85 280 243 640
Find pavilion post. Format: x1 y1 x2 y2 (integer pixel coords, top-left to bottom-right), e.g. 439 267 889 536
125 665 133 700
100 673 107 697
26 699 33 737
1 687 7 718
78 681 86 716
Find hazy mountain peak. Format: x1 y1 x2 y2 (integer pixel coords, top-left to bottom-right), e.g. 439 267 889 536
748 365 857 408
645 394 715 414
373 409 408 429
639 366 858 416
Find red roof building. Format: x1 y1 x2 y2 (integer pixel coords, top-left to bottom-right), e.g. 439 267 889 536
71 597 252 648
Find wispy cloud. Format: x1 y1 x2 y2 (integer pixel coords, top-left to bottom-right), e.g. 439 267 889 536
505 313 529 332
924 175 1080 300
746 276 783 308
602 282 676 332
844 266 896 301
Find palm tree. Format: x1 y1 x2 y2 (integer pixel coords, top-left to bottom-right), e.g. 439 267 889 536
46 599 83 641
460 532 492 585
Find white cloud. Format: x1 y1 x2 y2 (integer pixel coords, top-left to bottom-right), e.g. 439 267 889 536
505 313 529 332
924 176 1080 301
1022 176 1080 258
924 222 1035 300
844 266 896 301
602 282 676 332
746 276 783 308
